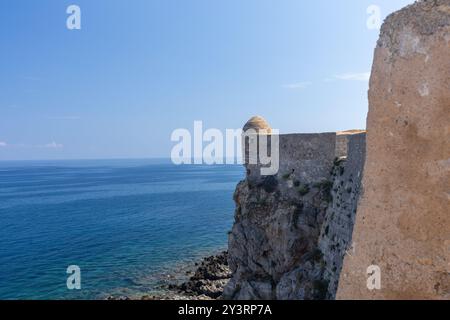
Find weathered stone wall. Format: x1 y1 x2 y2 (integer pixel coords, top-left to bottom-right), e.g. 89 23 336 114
278 134 337 184
337 0 450 300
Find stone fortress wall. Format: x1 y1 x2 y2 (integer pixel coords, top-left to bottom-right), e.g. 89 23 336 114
224 116 367 299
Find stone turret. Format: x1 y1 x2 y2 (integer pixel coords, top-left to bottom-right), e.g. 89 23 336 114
243 116 272 134
242 116 273 181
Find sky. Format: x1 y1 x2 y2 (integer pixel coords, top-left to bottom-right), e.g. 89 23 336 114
0 0 414 160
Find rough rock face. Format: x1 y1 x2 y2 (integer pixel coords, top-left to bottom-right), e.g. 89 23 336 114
337 0 450 299
222 176 331 299
318 133 366 299
223 128 366 300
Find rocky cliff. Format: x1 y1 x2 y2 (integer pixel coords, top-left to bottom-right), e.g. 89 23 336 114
318 132 366 299
222 129 366 300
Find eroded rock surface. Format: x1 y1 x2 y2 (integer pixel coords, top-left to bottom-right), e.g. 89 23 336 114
223 178 330 299
337 0 450 300
318 133 366 299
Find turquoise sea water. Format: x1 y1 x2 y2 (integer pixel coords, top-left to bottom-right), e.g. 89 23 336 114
0 159 243 299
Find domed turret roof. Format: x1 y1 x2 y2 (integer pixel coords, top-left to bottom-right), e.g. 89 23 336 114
243 116 272 133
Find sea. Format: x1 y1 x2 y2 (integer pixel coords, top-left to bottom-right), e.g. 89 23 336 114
0 159 243 299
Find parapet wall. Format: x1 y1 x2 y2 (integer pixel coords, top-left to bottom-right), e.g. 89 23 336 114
245 132 337 184
244 131 366 185
278 133 337 183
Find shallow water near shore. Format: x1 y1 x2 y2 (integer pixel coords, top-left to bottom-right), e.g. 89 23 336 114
0 159 243 299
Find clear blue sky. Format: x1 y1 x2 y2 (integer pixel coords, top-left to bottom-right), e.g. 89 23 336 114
0 0 413 160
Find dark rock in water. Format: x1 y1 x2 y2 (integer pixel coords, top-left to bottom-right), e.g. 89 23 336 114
105 295 130 300
174 251 231 299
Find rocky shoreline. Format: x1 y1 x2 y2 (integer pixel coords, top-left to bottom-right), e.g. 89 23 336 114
106 251 231 300
172 251 231 299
